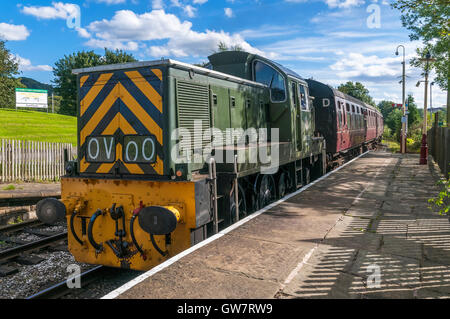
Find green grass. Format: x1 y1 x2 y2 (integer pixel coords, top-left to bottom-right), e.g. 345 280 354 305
2 184 16 190
0 108 77 145
382 138 400 153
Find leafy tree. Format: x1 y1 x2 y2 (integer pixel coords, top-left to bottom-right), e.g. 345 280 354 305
0 41 24 108
386 108 403 140
215 41 243 53
377 100 396 120
53 48 137 116
391 0 449 124
102 48 137 65
337 81 376 107
405 94 420 127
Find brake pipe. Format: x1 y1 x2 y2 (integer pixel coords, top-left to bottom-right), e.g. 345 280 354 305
150 234 168 257
130 215 147 261
87 209 103 253
70 210 83 245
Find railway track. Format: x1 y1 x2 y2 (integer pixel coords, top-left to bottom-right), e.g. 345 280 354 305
26 265 105 299
0 219 43 233
0 231 67 263
0 194 60 207
0 216 68 277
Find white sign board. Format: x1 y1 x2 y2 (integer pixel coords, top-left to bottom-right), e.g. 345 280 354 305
15 88 48 108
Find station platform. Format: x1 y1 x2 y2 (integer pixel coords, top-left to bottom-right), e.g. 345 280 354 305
103 151 450 299
0 182 60 200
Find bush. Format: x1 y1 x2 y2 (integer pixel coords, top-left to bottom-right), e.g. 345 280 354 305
428 174 450 217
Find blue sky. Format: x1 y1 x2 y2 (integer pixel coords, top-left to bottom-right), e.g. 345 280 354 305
0 0 446 108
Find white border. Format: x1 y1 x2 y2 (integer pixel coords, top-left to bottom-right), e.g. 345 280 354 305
101 151 370 299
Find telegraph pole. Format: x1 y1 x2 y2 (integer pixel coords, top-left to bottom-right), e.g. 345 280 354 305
396 45 406 153
418 52 435 165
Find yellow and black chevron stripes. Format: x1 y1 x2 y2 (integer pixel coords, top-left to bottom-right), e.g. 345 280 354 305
78 68 164 176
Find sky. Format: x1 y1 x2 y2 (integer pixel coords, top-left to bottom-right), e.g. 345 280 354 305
0 0 446 109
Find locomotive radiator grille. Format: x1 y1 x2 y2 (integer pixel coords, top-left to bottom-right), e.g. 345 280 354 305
176 81 212 157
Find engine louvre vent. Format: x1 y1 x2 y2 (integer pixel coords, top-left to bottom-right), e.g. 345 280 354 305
176 81 211 156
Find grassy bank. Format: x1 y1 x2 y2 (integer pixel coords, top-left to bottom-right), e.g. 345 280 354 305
0 108 77 145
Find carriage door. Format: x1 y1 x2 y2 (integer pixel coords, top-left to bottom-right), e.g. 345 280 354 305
291 82 301 152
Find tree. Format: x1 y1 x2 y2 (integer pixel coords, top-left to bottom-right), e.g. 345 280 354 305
215 41 243 53
405 94 420 128
386 109 403 140
337 81 376 106
392 0 449 124
377 100 396 120
53 48 137 116
0 41 24 108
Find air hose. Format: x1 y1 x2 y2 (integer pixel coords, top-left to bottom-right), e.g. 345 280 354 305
87 209 103 252
150 234 168 257
70 210 83 245
130 215 147 260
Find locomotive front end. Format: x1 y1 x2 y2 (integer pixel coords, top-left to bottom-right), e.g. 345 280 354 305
61 177 209 270
37 62 212 270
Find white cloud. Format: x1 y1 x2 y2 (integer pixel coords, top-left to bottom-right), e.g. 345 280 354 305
193 0 208 4
325 0 365 9
22 2 79 20
95 0 126 4
76 27 91 38
0 23 30 41
85 38 140 51
224 8 233 18
152 0 164 9
184 5 197 18
84 9 266 57
13 54 53 72
239 25 299 39
87 10 192 42
330 52 400 78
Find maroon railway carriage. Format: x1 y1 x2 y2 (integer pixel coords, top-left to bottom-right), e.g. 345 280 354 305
306 79 383 164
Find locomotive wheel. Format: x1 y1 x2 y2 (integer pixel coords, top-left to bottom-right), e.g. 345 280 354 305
277 171 291 198
230 184 247 222
304 167 311 185
256 174 276 209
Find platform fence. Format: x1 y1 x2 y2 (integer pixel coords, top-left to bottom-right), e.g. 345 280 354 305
0 139 76 182
428 126 450 178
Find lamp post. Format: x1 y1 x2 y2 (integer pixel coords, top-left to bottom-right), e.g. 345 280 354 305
417 52 436 165
395 45 406 153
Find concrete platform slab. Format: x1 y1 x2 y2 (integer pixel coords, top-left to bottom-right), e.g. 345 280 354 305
105 151 450 299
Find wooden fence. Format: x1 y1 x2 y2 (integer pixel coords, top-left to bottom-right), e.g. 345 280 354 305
428 126 450 178
0 139 76 182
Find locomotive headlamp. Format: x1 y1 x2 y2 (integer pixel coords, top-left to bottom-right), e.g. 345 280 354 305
138 206 181 235
36 198 66 224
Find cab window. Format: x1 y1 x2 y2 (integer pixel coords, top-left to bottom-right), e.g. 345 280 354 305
298 84 309 110
291 82 298 108
254 61 286 102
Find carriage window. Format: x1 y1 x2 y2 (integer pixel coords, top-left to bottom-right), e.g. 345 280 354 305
298 84 308 110
346 103 350 112
254 61 286 102
351 105 355 113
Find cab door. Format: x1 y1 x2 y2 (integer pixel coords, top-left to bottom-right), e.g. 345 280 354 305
290 82 302 153
298 83 311 153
